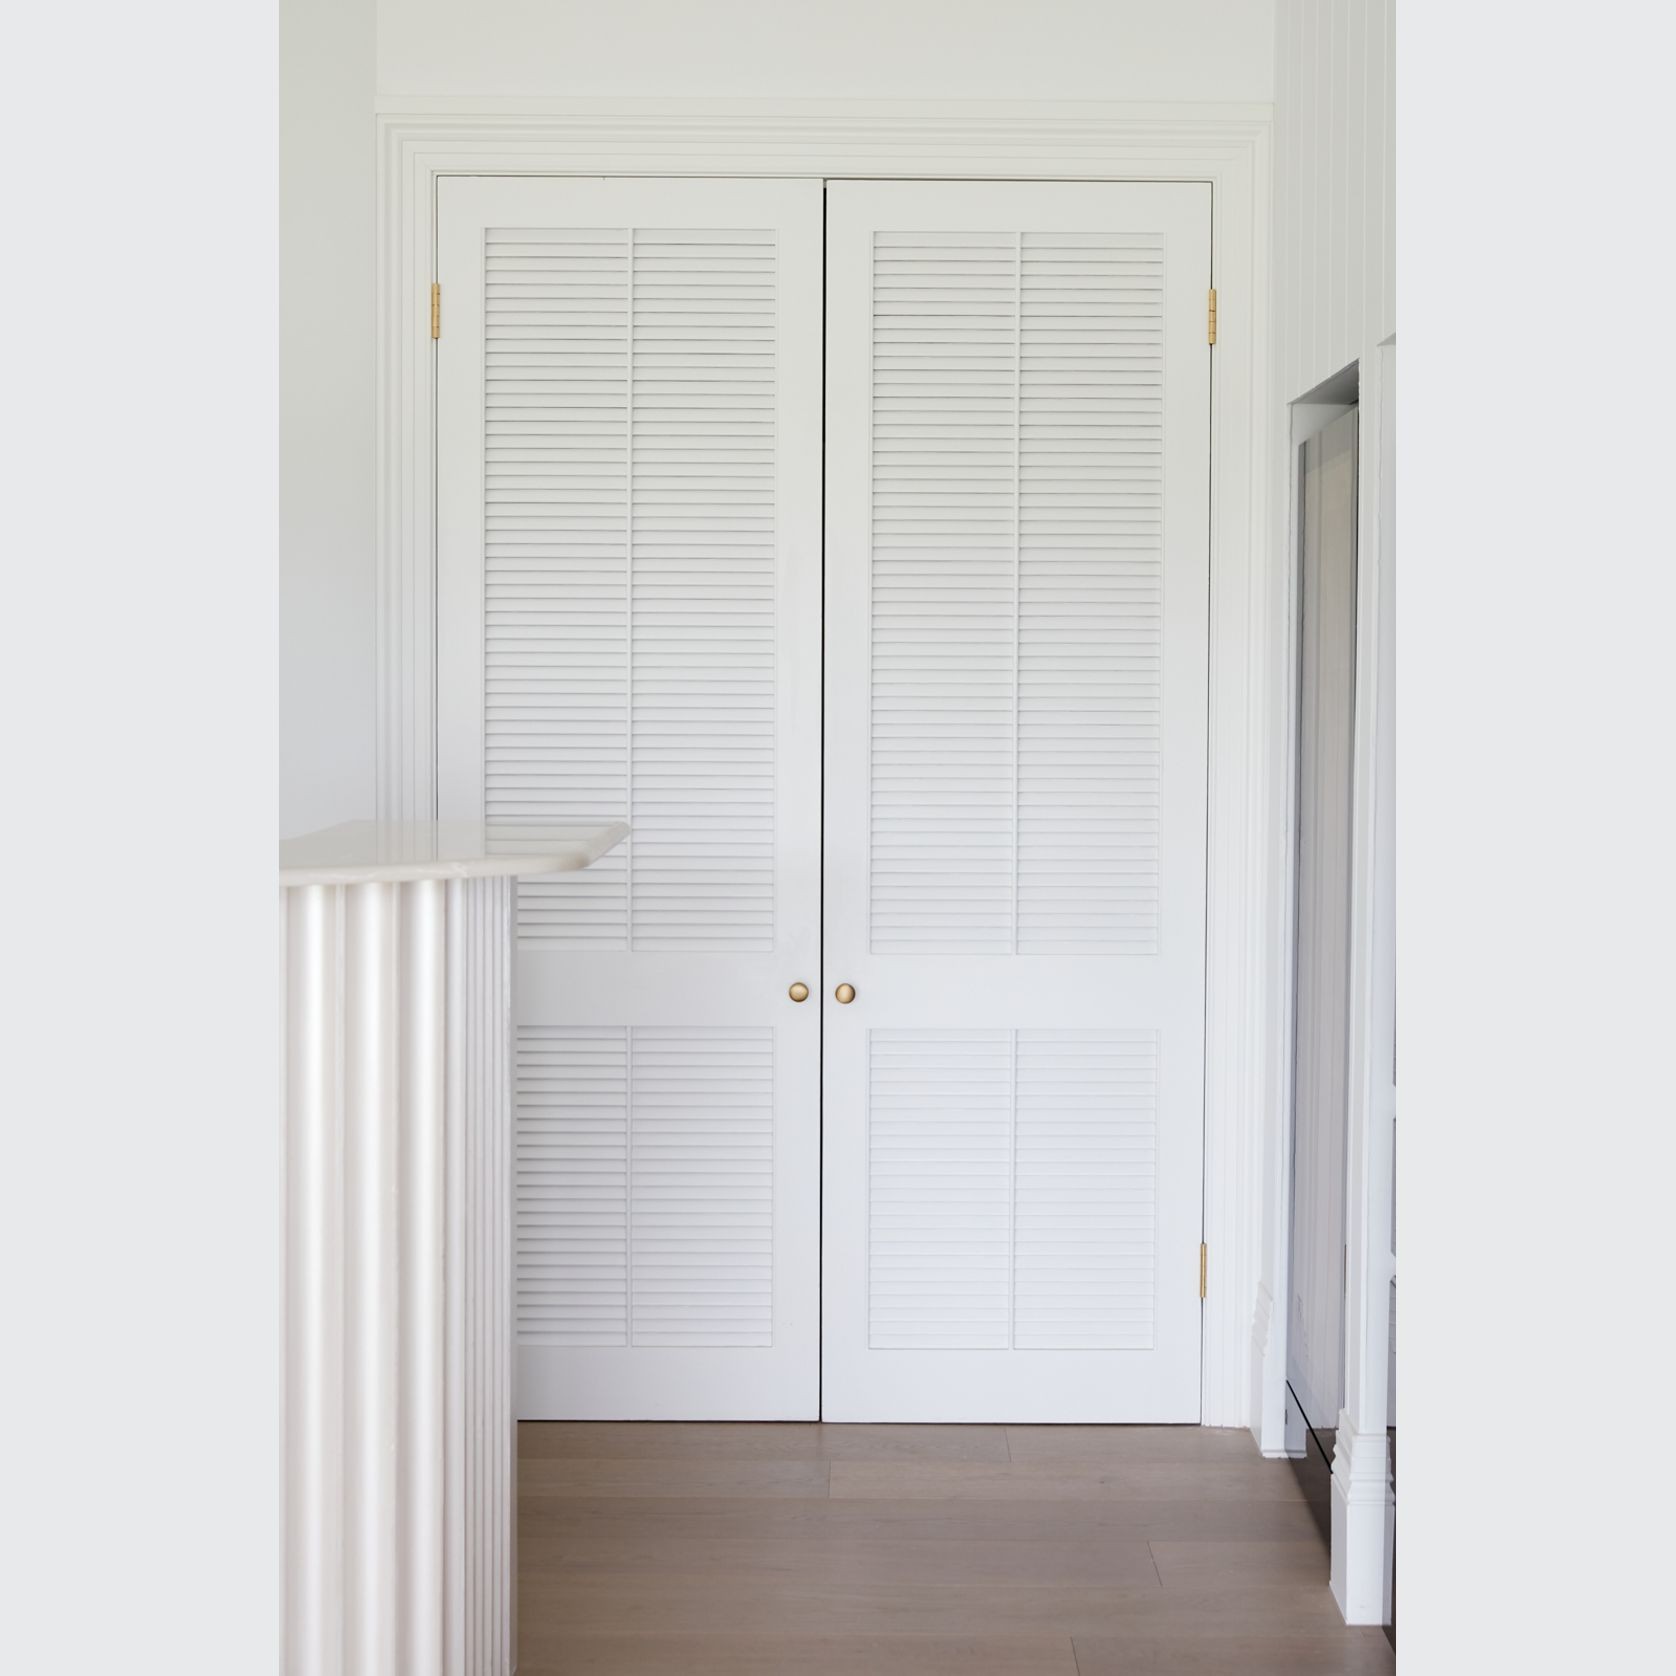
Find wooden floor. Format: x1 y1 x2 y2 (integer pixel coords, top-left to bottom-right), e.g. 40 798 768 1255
517 1422 1394 1674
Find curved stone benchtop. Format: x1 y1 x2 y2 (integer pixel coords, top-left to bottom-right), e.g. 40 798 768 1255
279 818 630 886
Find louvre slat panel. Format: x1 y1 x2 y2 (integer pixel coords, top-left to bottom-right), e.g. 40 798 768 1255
515 1026 630 1347
867 231 1165 955
483 227 777 951
867 1030 1013 1349
630 230 777 951
484 227 631 945
867 1028 1158 1353
630 1028 775 1347
515 1025 775 1350
869 236 1019 954
1014 1030 1159 1349
1018 235 1164 955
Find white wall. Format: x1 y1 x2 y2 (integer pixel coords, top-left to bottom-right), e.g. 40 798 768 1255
1257 0 1396 1619
1273 0 1394 398
1259 9 1396 1396
376 0 1274 103
280 0 377 837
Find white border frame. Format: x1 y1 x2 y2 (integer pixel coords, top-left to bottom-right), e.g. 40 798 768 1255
375 98 1275 1427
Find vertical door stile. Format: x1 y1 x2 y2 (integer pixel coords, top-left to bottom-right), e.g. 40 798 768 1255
624 231 635 951
1011 232 1024 957
1007 1027 1019 1353
622 229 635 1356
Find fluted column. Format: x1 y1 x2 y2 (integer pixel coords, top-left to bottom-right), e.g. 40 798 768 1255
281 876 514 1676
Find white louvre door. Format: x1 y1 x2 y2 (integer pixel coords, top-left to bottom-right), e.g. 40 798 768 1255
436 178 822 1418
823 181 1211 1421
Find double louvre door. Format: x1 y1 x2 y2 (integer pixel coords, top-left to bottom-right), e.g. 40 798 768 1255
437 176 1210 1422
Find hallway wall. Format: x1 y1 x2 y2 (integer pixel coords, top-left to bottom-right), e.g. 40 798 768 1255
375 0 1275 103
279 0 1277 841
280 0 377 837
1260 0 1397 1622
1274 0 1395 398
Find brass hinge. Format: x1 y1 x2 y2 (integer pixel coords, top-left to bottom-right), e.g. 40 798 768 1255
1207 288 1218 346
1199 1243 1208 1300
430 282 442 340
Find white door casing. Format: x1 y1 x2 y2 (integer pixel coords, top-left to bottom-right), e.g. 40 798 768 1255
381 112 1271 1433
821 181 1211 1422
436 177 823 1418
1288 409 1358 1440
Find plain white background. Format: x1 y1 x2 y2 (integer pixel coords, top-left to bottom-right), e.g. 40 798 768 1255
2 4 1673 1672
1396 3 1676 1666
0 1 280 1670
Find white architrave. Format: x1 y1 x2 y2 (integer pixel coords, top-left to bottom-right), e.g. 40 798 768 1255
375 99 1275 1428
1250 340 1396 1624
1251 382 1356 1458
1330 340 1396 1621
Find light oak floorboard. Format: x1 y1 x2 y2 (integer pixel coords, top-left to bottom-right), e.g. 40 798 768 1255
1072 1629 1397 1674
515 1423 1391 1674
517 1632 1079 1674
1149 1538 1338 1588
520 1531 1162 1589
520 1420 1009 1463
517 1575 1360 1639
519 1455 831 1500
1006 1424 1261 1463
828 1458 1312 1503
519 1493 1326 1545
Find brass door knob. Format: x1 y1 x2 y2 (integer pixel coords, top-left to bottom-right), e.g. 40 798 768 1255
834 983 856 1005
787 982 810 1003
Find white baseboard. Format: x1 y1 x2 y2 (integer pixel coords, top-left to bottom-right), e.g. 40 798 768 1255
1329 1409 1393 1625
1248 1280 1290 1456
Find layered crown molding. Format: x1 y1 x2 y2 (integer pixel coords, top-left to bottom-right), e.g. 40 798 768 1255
373 97 1271 178
374 93 1272 122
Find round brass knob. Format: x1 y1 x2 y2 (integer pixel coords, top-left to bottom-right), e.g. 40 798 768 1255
834 983 856 1005
787 981 809 1003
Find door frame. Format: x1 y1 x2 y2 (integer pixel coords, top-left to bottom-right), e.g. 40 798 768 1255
375 98 1276 1428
